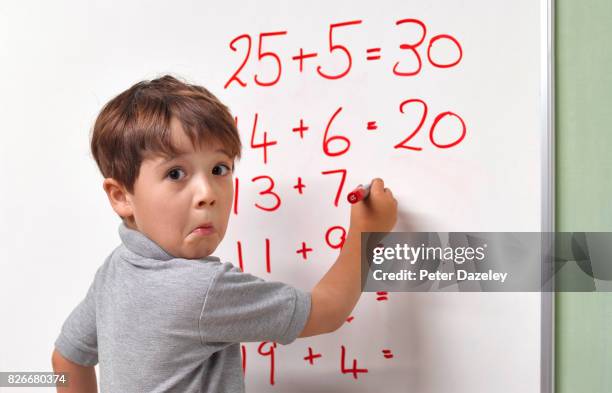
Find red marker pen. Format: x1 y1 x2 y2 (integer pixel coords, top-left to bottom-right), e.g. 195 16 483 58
347 182 372 204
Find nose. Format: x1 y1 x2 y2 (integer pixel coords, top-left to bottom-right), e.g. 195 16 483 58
194 175 216 208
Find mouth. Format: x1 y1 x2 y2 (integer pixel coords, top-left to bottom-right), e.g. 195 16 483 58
191 222 215 236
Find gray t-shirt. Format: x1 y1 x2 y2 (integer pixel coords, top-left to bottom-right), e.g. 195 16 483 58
54 222 311 392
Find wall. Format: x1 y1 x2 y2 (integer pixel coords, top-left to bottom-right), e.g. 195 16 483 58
555 0 612 392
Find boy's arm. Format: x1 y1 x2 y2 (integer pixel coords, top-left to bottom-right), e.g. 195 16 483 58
51 349 98 393
299 178 397 337
299 229 362 336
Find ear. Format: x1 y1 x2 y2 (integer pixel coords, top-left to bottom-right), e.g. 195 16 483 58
102 178 134 219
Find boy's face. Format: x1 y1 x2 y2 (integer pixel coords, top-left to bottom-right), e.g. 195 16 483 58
105 118 235 259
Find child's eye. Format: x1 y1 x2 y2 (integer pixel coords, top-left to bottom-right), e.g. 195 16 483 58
166 168 185 181
212 164 231 176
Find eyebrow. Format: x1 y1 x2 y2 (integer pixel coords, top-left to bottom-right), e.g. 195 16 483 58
156 148 233 168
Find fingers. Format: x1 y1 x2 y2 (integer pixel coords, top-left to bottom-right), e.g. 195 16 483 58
369 178 397 201
370 178 385 194
384 188 398 206
367 178 397 204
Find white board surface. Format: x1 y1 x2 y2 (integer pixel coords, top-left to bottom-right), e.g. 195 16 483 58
0 1 552 392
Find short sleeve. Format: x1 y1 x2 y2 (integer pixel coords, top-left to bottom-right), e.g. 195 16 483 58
199 262 311 345
54 278 99 366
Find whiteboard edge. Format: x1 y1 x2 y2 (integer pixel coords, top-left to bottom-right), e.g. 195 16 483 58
541 0 555 392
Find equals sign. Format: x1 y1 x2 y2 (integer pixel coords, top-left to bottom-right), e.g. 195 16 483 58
366 47 381 61
382 349 394 359
376 291 388 301
367 121 378 130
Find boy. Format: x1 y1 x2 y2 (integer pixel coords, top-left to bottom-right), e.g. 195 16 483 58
51 75 398 392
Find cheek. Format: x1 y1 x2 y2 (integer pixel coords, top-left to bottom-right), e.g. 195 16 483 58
217 188 233 228
224 187 233 205
139 192 183 221
221 181 234 209
146 194 173 211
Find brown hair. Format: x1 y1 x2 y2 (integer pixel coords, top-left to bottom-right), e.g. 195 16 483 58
90 74 242 197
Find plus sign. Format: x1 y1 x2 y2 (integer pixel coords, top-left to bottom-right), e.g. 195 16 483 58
292 119 309 139
291 48 318 72
303 347 322 365
296 242 313 260
293 177 306 194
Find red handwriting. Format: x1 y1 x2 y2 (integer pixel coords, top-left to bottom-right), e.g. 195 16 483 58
241 344 247 374
251 175 281 211
317 20 363 80
224 18 462 87
304 347 323 365
430 111 467 148
258 342 277 385
254 31 288 87
292 48 318 72
395 98 467 151
237 241 244 271
293 177 306 194
265 238 271 273
323 107 350 157
321 169 347 207
242 343 384 381
340 345 368 379
235 105 466 169
325 225 347 250
233 170 348 215
393 18 426 76
236 105 465 160
224 34 251 89
376 291 389 301
428 34 463 68
233 177 239 215
366 47 381 61
250 113 277 164
395 98 427 151
296 242 313 260
292 118 309 139
234 238 270 273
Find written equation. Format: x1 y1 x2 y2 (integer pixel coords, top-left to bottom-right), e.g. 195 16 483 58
222 16 465 384
224 18 463 88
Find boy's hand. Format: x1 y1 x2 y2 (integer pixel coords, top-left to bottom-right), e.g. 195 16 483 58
349 178 398 233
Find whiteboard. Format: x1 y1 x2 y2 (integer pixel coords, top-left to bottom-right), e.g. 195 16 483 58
0 0 554 392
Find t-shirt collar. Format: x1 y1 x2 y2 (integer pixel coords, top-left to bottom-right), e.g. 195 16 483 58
118 222 222 263
118 222 175 260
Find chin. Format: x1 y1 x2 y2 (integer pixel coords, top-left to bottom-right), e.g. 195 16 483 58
193 245 217 260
